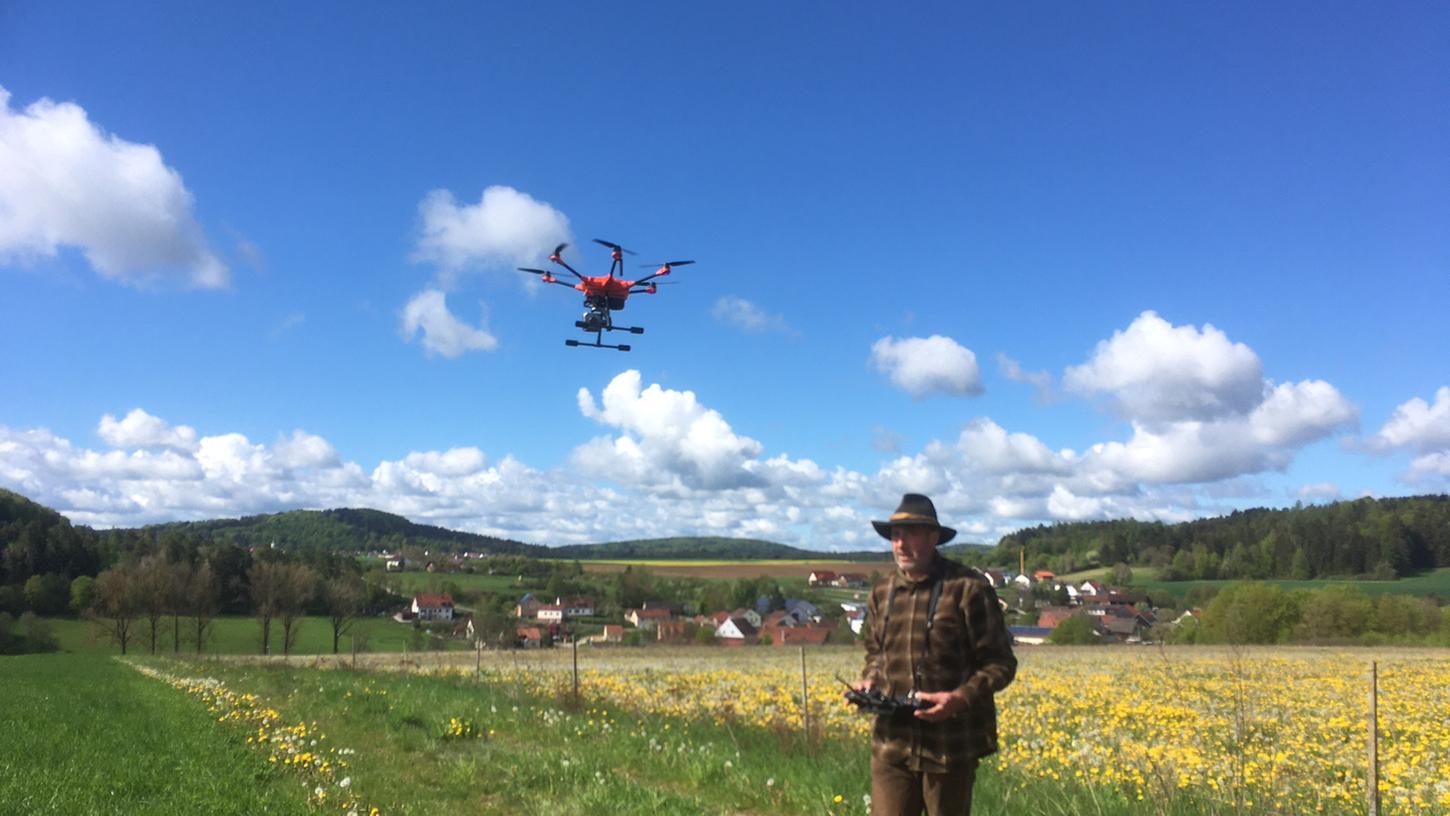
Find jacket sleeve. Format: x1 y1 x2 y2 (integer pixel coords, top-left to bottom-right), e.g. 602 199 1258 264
953 579 1016 704
861 583 885 686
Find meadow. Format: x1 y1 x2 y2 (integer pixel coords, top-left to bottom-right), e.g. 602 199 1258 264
16 644 1444 815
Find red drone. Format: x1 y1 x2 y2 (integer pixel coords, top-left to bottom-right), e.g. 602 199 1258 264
519 239 694 351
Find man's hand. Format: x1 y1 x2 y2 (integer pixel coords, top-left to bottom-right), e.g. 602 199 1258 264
844 678 875 702
912 690 967 722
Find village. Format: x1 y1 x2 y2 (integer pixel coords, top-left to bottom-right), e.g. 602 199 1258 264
386 558 1179 650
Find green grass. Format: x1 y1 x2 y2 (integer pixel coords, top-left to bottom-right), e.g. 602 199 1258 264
42 614 472 656
0 654 311 815
1139 567 1450 601
381 570 533 596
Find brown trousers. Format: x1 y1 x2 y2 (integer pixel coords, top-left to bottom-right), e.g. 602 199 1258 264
870 755 978 816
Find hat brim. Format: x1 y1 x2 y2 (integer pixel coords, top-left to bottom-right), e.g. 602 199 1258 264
872 519 956 545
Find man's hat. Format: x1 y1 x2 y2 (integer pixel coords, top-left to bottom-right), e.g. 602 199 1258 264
871 493 956 545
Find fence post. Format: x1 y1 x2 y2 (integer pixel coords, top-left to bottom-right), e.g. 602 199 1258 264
351 635 357 671
799 645 811 746
572 636 580 708
1367 661 1380 816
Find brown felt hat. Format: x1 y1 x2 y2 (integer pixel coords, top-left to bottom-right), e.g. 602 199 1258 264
871 493 956 545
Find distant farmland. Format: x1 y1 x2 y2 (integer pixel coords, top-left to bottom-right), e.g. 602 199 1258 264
572 558 891 580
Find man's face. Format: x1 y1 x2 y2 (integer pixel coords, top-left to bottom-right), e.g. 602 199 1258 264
892 525 939 575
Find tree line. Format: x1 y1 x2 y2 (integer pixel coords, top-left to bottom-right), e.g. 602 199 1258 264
991 495 1450 580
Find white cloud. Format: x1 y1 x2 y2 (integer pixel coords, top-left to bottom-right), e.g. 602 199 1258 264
1064 311 1263 424
1373 387 1450 452
411 185 570 277
711 296 795 335
400 289 498 357
1407 452 1450 481
1297 482 1341 502
97 409 198 452
0 86 227 288
573 370 768 489
870 335 984 398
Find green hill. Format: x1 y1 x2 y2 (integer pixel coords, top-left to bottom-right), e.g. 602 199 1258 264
549 537 887 561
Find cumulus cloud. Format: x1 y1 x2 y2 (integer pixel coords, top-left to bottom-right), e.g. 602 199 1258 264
400 289 498 357
0 86 227 288
411 185 570 276
1369 387 1450 483
711 296 795 335
573 370 772 490
870 335 984 398
98 409 198 452
1064 311 1263 424
1372 387 1450 452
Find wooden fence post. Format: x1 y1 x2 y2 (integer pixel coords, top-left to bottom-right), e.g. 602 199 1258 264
799 645 811 746
1368 661 1380 816
572 636 580 708
351 635 357 671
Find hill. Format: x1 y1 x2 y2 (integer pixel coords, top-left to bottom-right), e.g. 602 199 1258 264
989 494 1450 582
548 537 887 561
137 508 549 557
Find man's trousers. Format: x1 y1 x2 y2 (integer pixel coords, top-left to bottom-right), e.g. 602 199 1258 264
870 754 979 816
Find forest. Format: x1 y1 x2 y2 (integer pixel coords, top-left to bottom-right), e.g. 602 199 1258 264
989 495 1450 580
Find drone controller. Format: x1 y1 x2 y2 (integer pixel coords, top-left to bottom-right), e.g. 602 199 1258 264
840 678 930 718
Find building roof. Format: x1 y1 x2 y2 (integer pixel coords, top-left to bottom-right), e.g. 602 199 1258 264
413 593 454 608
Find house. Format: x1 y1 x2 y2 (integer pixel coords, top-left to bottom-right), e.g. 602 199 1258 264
761 609 795 629
1036 607 1078 629
1079 580 1106 596
516 626 543 649
1011 573 1034 589
385 556 406 572
596 624 626 644
1032 570 1057 583
982 569 1008 588
715 616 758 644
731 608 762 628
559 596 596 617
411 593 454 621
808 570 837 587
1061 584 1082 603
514 594 542 619
626 607 672 630
452 616 475 641
656 619 688 643
536 605 565 623
763 624 831 646
833 573 869 588
784 599 822 622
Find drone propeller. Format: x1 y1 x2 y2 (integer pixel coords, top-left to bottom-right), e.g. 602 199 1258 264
638 260 695 269
546 244 585 280
592 238 637 256
518 267 549 275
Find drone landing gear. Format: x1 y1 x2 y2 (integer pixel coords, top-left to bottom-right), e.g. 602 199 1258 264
566 335 631 352
575 321 644 335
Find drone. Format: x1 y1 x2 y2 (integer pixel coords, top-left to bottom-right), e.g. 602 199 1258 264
518 239 694 351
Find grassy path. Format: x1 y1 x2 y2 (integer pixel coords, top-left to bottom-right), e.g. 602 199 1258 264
0 654 312 815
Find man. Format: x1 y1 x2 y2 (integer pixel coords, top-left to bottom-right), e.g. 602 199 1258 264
849 493 1017 816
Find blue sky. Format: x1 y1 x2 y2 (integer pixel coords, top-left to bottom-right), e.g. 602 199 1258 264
2 3 1447 549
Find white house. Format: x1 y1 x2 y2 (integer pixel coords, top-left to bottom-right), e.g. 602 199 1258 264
411 593 454 621
626 608 672 630
536 605 565 623
560 596 595 617
716 616 758 643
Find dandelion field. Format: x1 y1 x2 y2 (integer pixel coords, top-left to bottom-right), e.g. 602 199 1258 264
4 646 1448 815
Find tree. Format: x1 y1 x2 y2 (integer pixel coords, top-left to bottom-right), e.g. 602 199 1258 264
1111 562 1134 587
1293 585 1372 641
1200 583 1301 644
185 561 222 654
135 556 171 654
322 575 367 654
1048 614 1099 645
92 565 143 654
249 561 284 655
275 564 318 656
23 573 69 615
69 575 95 615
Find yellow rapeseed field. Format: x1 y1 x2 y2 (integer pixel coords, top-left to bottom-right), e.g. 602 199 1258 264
412 645 1450 814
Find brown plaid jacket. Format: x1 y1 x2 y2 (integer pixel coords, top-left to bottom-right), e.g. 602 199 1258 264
861 556 1017 771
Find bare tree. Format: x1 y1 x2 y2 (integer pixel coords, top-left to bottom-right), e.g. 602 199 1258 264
277 564 318 656
186 561 221 654
91 565 142 655
166 559 189 653
322 575 367 654
136 556 170 655
249 561 284 655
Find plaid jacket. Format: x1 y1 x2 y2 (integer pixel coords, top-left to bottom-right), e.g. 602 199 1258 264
861 556 1017 771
